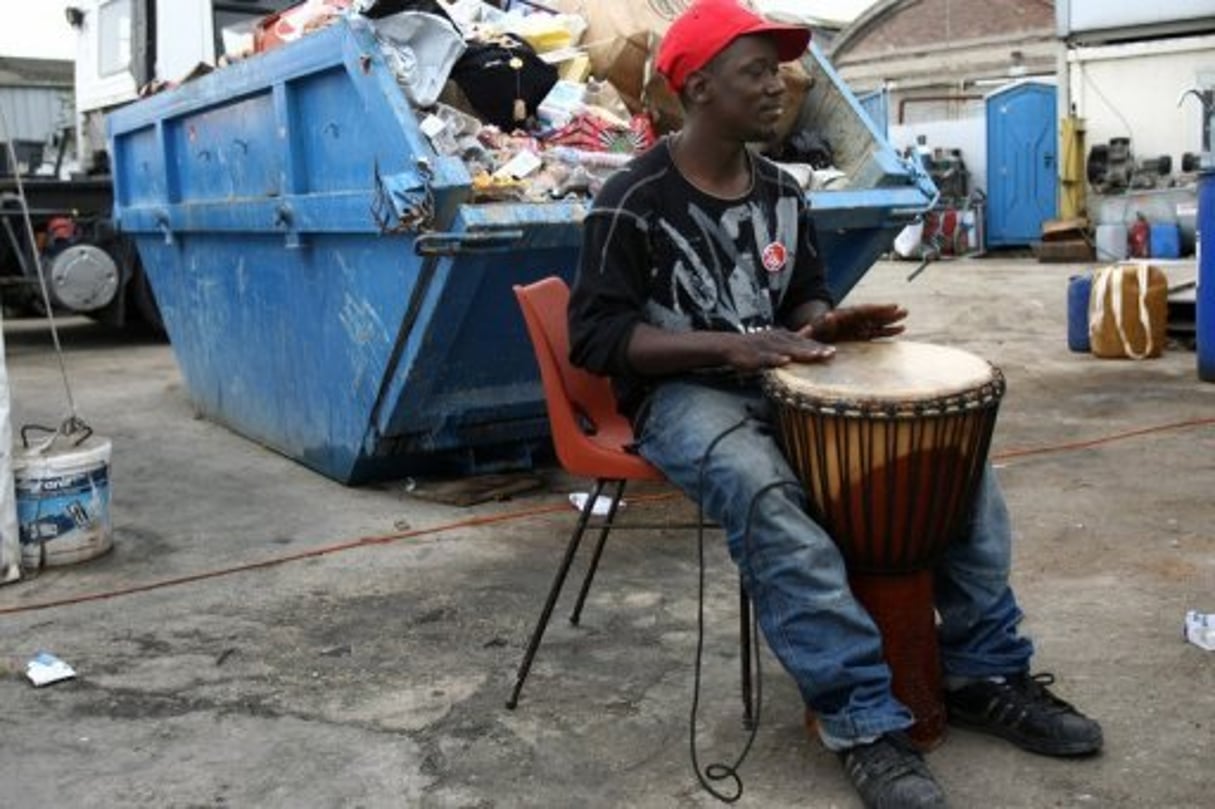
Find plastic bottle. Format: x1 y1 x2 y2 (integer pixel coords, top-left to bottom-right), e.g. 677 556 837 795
1067 274 1092 352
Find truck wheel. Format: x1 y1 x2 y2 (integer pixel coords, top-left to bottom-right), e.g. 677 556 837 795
129 263 165 336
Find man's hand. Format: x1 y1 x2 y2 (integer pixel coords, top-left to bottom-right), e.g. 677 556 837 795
810 304 908 343
721 325 835 372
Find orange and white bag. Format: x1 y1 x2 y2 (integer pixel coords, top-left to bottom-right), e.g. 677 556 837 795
1088 263 1168 359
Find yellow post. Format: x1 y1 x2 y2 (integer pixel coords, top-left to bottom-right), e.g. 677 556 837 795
1060 115 1086 220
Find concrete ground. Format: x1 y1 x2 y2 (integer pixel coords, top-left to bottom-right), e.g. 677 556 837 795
1 257 1212 808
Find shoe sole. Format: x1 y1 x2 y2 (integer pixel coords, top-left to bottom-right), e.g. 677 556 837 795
948 712 1103 757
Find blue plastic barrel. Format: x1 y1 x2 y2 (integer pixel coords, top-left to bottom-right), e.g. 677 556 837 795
1150 223 1181 259
1199 169 1215 382
106 17 936 483
1067 274 1092 353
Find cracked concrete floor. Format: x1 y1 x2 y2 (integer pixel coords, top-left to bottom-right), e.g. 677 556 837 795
1 257 1213 808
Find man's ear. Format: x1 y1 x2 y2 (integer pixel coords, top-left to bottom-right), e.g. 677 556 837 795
683 70 713 107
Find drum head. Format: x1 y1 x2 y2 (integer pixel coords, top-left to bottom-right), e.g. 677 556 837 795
767 341 996 405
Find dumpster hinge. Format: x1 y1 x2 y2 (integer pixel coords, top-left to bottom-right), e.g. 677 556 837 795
372 158 435 234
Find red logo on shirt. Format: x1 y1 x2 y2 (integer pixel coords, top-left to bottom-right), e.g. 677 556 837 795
762 242 788 273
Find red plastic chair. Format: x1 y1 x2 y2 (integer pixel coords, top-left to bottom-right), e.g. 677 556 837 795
507 277 754 724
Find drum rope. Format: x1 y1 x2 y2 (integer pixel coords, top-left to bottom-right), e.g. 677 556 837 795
782 395 1002 574
689 415 804 804
689 416 753 803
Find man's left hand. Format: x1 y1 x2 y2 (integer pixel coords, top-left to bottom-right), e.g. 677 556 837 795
810 304 908 343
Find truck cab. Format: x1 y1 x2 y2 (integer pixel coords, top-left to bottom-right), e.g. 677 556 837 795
72 1 296 173
0 1 294 330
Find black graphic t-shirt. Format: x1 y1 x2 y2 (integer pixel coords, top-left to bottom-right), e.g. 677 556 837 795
569 137 833 420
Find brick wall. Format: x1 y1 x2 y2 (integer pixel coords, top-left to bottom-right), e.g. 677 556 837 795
839 0 1055 61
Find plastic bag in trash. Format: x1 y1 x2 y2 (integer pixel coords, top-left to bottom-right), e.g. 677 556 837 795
255 0 353 53
893 222 925 259
374 11 466 108
450 34 559 130
356 0 453 22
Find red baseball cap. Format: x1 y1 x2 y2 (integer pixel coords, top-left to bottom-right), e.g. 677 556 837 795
656 0 811 93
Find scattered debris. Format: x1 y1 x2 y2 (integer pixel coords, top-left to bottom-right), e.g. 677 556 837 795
569 491 622 517
1184 610 1215 651
26 652 76 687
319 644 353 657
409 473 544 507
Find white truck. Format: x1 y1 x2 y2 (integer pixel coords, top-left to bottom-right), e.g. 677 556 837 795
1 0 297 330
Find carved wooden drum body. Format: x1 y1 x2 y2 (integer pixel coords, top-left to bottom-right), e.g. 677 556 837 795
764 341 1005 747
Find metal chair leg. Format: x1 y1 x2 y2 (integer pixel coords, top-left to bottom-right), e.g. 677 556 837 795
740 580 755 729
569 479 627 626
506 478 607 709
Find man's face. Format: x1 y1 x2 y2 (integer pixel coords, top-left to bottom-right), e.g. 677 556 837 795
694 34 787 142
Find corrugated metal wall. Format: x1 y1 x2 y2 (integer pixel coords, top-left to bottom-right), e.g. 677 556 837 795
0 85 73 143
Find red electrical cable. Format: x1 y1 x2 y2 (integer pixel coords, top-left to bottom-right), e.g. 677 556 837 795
3 417 1211 615
0 491 679 615
992 416 1215 462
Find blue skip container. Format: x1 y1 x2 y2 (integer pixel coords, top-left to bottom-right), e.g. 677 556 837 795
107 17 936 483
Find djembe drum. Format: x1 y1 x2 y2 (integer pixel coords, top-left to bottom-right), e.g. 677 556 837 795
762 340 1005 748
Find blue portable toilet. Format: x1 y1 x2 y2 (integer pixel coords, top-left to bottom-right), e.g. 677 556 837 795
986 82 1058 247
106 17 936 484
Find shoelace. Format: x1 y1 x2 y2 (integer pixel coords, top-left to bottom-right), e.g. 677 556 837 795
1006 672 1079 715
844 734 930 782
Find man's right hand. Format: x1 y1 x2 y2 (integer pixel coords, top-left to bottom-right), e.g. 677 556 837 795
626 322 834 377
720 325 835 372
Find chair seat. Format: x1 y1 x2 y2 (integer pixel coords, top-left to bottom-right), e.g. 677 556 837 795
567 424 665 482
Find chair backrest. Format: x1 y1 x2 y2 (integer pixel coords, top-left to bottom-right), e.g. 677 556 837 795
514 277 645 478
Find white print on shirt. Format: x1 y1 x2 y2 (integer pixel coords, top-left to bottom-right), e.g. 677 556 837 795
645 194 800 334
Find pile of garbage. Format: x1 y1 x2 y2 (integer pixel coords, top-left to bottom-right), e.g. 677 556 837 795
204 0 841 202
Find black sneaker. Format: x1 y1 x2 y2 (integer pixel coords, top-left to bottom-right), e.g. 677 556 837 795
945 672 1103 757
839 733 948 809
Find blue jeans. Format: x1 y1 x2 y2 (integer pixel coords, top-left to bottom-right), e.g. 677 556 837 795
635 379 1034 748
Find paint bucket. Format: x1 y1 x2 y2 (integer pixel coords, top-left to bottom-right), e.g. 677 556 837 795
1067 273 1092 352
1094 223 1128 262
14 434 113 569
